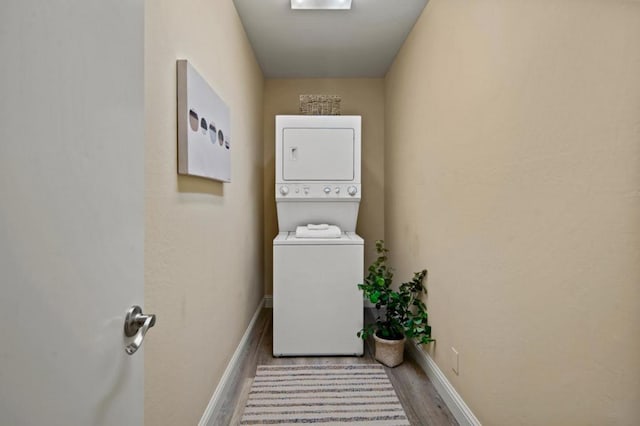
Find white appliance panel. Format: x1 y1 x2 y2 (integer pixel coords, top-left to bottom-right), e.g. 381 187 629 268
282 128 354 181
273 240 363 356
274 231 361 245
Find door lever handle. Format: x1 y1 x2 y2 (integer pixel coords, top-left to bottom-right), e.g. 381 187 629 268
124 305 156 355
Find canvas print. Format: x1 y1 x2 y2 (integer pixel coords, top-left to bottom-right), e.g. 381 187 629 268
177 60 231 182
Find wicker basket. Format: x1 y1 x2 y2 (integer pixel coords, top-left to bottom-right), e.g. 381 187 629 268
373 334 406 368
299 94 341 115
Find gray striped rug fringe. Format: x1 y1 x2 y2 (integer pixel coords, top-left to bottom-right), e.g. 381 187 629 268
240 364 410 425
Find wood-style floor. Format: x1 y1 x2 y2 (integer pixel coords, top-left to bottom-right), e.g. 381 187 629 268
213 308 458 426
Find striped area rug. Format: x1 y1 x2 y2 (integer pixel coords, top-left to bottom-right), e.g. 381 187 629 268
240 364 410 425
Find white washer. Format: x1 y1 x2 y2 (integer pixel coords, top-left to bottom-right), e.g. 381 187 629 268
273 115 363 356
273 232 363 356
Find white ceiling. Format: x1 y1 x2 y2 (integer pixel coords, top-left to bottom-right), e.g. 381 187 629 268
232 0 428 78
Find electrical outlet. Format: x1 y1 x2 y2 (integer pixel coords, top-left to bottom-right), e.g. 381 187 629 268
451 347 459 375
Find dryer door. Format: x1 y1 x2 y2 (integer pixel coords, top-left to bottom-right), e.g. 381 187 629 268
282 128 354 181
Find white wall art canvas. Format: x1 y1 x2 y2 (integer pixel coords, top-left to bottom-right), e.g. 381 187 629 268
177 60 231 182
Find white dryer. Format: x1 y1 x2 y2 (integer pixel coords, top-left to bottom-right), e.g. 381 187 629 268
273 115 363 356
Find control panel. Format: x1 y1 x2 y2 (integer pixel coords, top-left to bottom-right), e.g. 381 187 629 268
276 183 360 199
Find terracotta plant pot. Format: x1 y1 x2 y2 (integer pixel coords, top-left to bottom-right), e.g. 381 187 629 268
373 333 406 368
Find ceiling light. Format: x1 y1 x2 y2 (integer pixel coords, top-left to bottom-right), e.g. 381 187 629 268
291 0 352 10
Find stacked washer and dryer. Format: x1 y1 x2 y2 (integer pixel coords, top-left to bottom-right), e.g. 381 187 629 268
273 115 364 356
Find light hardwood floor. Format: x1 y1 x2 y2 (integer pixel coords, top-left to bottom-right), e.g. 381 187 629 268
213 308 459 425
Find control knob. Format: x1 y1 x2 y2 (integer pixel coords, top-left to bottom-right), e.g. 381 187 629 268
279 186 289 196
323 186 331 194
347 186 358 196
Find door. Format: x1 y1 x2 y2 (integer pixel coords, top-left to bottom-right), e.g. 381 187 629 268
282 128 355 181
0 1 145 425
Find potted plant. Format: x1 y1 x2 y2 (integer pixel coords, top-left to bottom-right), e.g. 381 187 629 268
357 240 434 367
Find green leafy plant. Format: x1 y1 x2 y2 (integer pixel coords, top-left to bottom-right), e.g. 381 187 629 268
357 240 434 344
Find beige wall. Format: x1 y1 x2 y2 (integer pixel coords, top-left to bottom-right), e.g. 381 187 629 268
385 0 640 424
263 79 385 294
144 1 264 424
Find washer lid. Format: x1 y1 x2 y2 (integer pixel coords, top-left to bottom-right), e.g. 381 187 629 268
273 231 363 245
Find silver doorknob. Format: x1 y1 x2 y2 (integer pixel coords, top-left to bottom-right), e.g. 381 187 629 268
124 305 156 355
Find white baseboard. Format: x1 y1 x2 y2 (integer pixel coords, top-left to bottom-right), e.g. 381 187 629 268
406 340 482 426
198 297 265 426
